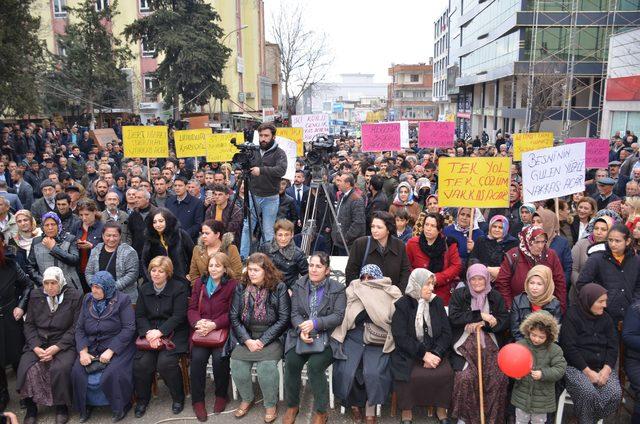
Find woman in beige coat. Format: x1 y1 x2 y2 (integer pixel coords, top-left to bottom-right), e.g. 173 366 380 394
188 220 242 283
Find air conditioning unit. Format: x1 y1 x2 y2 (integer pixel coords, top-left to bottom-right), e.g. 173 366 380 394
238 92 246 102
245 92 255 99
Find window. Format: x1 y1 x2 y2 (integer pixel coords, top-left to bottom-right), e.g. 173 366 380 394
53 0 67 17
414 91 427 98
95 0 109 11
141 37 155 57
139 0 150 11
410 74 420 83
144 76 157 94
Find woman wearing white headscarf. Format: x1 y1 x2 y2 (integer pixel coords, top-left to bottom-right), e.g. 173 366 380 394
391 268 454 424
16 266 82 424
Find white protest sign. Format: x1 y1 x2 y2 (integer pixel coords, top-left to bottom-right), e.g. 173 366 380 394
292 113 330 142
522 142 586 203
386 121 410 148
276 136 296 182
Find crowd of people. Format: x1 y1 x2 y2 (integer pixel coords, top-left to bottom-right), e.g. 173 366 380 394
0 119 639 424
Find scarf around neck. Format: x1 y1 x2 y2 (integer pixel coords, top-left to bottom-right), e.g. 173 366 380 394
524 265 556 306
405 268 436 341
419 232 446 273
242 284 269 322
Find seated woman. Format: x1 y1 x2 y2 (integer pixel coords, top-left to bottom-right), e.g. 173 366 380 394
71 271 136 422
133 256 189 418
560 283 621 423
17 267 81 424
391 268 453 424
188 220 243 283
258 219 308 289
283 253 346 424
448 264 509 424
85 222 139 303
141 208 194 285
468 215 518 281
332 264 402 424
510 265 562 341
27 212 81 291
227 253 290 423
188 253 239 420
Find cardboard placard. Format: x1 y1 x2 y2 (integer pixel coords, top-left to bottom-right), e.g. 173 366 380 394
206 132 244 163
513 132 554 161
361 123 401 152
174 129 209 158
122 126 169 158
418 121 455 148
438 157 511 208
565 138 609 169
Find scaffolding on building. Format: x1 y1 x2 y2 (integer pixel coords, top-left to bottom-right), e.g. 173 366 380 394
524 0 640 138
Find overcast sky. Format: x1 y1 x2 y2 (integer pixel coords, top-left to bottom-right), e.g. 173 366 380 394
264 0 449 84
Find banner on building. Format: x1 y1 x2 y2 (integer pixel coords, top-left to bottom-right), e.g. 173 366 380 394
361 123 401 152
564 138 609 169
174 129 209 158
292 113 330 142
418 121 455 149
123 126 169 158
262 108 276 122
438 157 511 208
513 132 554 161
206 132 244 163
276 127 304 156
522 143 586 203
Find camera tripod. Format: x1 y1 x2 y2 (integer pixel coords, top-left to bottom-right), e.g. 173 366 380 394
229 168 264 257
299 166 350 256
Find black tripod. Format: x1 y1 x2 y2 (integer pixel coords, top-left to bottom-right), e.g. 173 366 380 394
229 168 264 257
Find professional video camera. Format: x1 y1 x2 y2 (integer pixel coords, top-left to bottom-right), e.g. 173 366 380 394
231 137 260 171
306 134 337 167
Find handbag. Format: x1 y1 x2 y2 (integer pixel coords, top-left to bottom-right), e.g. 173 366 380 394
191 286 229 348
84 358 108 374
135 332 176 351
363 322 387 346
295 331 328 355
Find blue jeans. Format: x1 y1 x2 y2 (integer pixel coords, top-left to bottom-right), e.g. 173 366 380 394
240 194 279 258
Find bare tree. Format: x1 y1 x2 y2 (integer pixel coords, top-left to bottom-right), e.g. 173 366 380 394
270 3 332 117
529 74 565 132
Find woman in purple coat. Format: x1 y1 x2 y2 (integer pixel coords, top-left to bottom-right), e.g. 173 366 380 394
70 271 136 422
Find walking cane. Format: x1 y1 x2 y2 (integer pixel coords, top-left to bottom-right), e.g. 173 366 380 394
476 329 485 424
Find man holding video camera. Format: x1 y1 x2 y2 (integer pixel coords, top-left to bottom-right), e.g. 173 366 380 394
239 123 288 258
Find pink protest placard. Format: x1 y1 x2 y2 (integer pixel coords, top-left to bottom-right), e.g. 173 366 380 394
361 123 401 152
565 138 609 168
418 121 455 148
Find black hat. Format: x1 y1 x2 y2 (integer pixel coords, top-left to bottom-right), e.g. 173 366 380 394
65 185 80 193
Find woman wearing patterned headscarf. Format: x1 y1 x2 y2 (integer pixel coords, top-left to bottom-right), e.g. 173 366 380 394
391 268 454 423
495 225 567 312
26 211 81 291
71 271 136 422
389 182 422 225
17 266 82 424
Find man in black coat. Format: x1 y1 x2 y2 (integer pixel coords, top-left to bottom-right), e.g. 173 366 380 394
365 175 388 234
285 170 309 233
277 179 298 224
166 176 204 241
128 190 157 254
331 173 365 255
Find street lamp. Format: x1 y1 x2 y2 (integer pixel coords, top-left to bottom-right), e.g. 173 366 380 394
219 24 249 127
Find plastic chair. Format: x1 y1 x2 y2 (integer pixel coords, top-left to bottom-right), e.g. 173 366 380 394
300 363 335 409
231 360 284 401
555 389 603 424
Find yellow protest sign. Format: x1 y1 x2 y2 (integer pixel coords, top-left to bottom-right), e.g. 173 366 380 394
174 129 209 158
277 127 304 156
513 132 554 161
122 126 169 158
206 132 244 163
438 157 511 208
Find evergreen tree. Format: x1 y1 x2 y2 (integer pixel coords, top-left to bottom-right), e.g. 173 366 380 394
55 0 132 121
124 0 231 114
0 0 46 115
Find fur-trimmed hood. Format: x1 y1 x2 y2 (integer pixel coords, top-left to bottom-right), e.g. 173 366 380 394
519 310 560 346
197 231 234 252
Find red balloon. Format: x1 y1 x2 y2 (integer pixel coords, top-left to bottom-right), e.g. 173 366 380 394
497 343 534 378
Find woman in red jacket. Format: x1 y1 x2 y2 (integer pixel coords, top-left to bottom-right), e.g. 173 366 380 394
495 225 567 312
188 252 239 421
406 212 462 305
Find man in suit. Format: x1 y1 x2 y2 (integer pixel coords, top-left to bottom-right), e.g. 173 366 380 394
166 175 205 241
609 161 629 198
331 172 365 255
285 170 309 233
10 168 34 210
0 181 22 212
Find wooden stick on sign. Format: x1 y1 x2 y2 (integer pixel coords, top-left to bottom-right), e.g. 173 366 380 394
468 207 475 241
554 197 560 224
146 158 151 182
477 329 486 424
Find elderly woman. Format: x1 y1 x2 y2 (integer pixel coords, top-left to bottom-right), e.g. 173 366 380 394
509 265 562 340
468 214 518 280
406 213 462 305
346 211 412 291
9 209 41 269
141 208 194 285
85 222 139 303
283 253 346 424
27 212 81 291
448 264 509 424
17 267 81 424
188 253 239 420
258 219 308 290
388 182 422 225
0 234 33 414
443 208 485 265
133 256 189 418
391 268 453 424
226 253 290 423
332 264 402 424
495 225 567 312
188 220 242 283
560 283 621 423
71 271 136 422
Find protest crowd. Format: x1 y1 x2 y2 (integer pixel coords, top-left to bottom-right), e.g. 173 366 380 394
1 116 640 424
